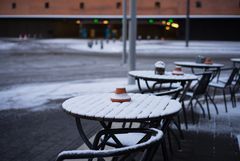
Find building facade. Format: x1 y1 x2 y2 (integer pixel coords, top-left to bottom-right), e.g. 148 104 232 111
0 0 240 40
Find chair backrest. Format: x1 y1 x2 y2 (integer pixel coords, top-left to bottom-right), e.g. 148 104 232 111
233 75 240 91
155 85 183 99
56 128 163 161
225 68 239 86
193 72 212 96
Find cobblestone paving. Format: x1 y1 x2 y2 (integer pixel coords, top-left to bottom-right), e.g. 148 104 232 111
153 100 240 161
0 101 101 161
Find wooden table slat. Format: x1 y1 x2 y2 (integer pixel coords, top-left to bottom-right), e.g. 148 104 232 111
125 95 156 119
155 100 181 117
104 94 141 119
62 93 182 121
70 94 109 115
136 96 170 119
85 101 114 117
113 94 149 119
92 100 125 118
63 95 95 113
150 96 172 116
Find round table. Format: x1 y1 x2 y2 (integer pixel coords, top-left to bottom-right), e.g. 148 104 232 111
231 58 240 67
174 61 224 72
174 61 224 73
129 70 197 82
62 93 181 149
129 70 198 94
174 61 224 81
129 70 198 129
174 61 224 68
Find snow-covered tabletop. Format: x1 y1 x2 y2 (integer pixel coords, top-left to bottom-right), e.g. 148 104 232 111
129 70 198 82
231 58 240 63
128 70 198 97
62 93 181 122
174 61 224 68
128 70 198 82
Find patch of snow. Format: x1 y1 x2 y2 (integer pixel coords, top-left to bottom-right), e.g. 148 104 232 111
37 39 86 44
1 39 240 55
68 40 123 53
106 133 146 146
0 78 139 111
182 99 240 136
0 42 16 50
192 98 240 117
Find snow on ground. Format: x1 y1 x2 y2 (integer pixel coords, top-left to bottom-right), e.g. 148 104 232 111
0 41 16 50
68 40 123 53
58 40 240 55
0 77 239 139
0 78 139 110
1 39 240 55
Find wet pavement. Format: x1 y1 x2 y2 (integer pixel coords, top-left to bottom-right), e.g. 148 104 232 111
153 101 240 161
0 104 100 161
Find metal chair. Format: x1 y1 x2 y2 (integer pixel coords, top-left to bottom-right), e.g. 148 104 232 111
233 75 240 103
209 67 239 112
185 72 218 123
56 128 163 161
143 85 184 156
98 100 182 161
153 85 184 152
153 85 183 98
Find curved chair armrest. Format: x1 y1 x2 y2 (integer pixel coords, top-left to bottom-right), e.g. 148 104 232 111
155 86 183 98
56 128 163 161
219 67 234 71
194 71 213 76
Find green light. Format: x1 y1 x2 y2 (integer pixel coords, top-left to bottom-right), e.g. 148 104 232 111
93 19 99 24
168 19 173 23
148 19 155 24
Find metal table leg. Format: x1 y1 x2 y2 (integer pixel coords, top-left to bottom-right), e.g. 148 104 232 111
191 67 195 74
75 118 93 149
145 79 153 93
179 81 192 129
136 78 144 94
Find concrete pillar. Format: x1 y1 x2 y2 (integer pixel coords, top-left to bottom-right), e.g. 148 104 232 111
128 0 137 84
122 0 127 64
185 0 190 47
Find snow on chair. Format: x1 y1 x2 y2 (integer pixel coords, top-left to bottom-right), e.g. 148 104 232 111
209 67 239 112
185 72 218 123
56 128 163 161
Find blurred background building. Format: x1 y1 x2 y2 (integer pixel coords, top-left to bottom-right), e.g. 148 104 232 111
0 0 239 40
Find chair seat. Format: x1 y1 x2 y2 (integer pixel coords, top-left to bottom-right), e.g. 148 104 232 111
189 80 199 91
220 79 237 85
209 81 225 88
185 92 193 97
218 77 228 83
104 133 147 146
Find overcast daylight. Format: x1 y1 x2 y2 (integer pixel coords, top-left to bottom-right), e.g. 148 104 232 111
0 0 240 161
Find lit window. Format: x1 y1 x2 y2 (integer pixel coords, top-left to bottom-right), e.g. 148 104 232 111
45 2 49 8
80 2 84 9
195 1 202 8
155 1 160 8
116 2 121 9
12 2 16 9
